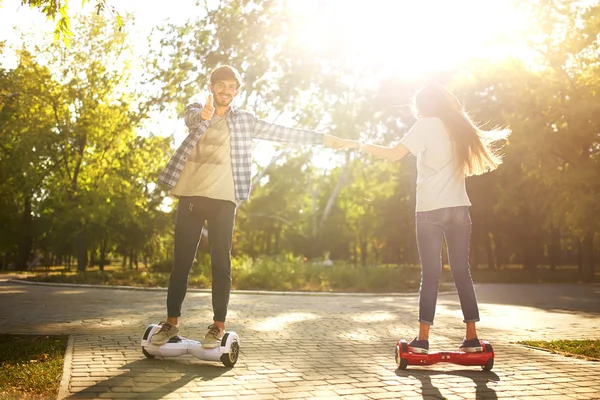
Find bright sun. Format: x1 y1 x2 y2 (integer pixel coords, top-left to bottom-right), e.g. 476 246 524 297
290 0 530 76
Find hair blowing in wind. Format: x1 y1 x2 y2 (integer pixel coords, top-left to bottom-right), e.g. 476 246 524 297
413 84 511 177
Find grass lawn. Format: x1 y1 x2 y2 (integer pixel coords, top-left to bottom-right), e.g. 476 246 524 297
518 339 600 361
0 334 69 399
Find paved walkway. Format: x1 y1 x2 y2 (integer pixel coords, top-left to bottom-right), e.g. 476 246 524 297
1 278 599 399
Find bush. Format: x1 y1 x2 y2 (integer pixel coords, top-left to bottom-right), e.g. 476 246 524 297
25 256 427 292
231 255 422 292
150 259 173 273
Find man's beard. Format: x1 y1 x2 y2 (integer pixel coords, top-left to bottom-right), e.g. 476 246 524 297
213 92 233 107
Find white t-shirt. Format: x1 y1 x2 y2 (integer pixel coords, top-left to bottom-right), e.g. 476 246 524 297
399 117 471 212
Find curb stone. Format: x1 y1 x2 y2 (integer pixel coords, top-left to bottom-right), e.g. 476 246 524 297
7 278 458 297
56 335 74 400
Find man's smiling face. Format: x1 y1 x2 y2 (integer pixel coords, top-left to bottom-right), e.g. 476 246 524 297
210 79 239 107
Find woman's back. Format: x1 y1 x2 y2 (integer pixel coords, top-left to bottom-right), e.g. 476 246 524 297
400 117 471 212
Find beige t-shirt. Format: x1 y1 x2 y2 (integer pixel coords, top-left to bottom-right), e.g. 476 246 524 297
399 117 471 212
170 114 236 203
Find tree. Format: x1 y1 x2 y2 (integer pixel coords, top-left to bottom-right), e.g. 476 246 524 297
1 14 169 271
20 0 123 44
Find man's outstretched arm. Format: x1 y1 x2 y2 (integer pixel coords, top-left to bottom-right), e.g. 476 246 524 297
251 117 324 145
251 117 356 148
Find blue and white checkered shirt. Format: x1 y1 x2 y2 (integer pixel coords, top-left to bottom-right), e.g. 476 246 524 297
158 103 324 201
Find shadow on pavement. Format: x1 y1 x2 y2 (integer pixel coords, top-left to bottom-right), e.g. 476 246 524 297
396 368 500 399
67 358 229 399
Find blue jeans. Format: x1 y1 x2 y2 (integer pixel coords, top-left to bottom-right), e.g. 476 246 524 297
416 206 480 325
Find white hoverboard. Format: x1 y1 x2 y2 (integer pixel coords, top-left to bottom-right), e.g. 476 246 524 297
141 323 240 367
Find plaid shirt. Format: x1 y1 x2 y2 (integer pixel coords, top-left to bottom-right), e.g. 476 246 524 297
158 103 324 201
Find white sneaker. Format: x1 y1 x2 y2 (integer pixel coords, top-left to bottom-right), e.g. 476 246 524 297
151 321 179 345
202 324 224 349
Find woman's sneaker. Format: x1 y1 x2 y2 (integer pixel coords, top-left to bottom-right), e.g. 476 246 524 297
459 337 483 353
408 337 429 354
151 321 179 346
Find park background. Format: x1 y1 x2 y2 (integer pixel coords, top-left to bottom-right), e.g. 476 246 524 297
1 0 599 292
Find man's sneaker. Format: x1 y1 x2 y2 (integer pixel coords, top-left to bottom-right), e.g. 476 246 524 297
151 321 179 346
408 337 429 354
202 324 225 349
459 337 483 353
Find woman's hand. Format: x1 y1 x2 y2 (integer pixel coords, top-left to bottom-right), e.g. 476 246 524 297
324 135 361 150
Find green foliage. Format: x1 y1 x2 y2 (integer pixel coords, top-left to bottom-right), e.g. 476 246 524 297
1 14 171 272
0 335 68 398
2 0 599 283
26 256 426 292
150 259 174 273
20 0 124 45
518 339 600 361
27 269 179 287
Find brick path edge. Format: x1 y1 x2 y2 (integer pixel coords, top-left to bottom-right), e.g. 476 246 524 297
56 335 74 400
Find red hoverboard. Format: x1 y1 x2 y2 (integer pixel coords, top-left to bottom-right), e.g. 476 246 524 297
395 339 494 371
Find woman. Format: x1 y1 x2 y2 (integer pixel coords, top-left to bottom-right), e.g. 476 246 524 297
347 84 509 353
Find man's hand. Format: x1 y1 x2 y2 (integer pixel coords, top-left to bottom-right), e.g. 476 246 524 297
324 135 361 150
201 94 215 121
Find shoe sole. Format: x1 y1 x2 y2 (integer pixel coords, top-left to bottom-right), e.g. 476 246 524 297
151 333 179 346
460 347 483 353
408 346 429 354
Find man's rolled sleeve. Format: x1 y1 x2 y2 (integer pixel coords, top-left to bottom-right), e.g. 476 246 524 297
184 103 208 130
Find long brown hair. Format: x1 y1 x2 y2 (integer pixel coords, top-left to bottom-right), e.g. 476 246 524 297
412 84 510 176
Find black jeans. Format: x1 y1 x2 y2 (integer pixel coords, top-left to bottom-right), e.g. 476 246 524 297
415 206 480 325
167 196 236 322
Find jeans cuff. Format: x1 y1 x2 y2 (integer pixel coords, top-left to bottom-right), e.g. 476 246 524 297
418 319 434 326
463 318 480 323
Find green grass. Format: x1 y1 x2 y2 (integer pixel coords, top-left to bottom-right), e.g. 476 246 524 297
22 269 210 289
518 339 600 361
0 335 69 399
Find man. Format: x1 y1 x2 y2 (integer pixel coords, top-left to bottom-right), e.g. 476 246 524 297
153 65 349 348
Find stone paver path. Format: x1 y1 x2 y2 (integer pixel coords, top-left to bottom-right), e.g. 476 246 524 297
1 279 599 399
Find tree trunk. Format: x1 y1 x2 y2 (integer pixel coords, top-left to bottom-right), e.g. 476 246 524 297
273 222 281 254
99 239 108 271
265 233 270 256
549 224 560 271
89 247 96 270
129 249 134 269
319 153 351 233
485 233 495 269
16 195 33 270
523 238 537 279
581 232 594 280
577 238 583 276
360 238 368 268
75 230 87 272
